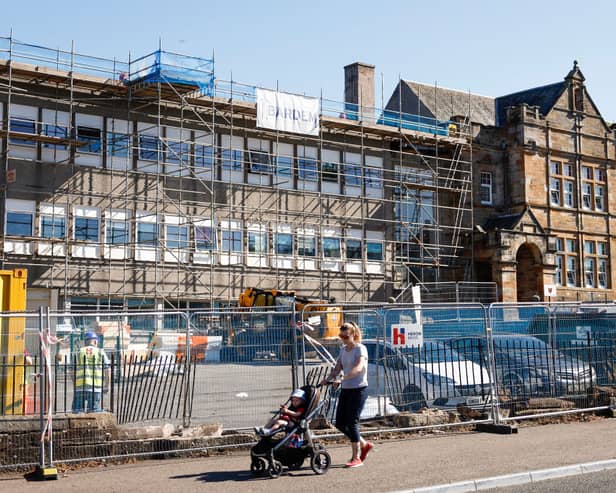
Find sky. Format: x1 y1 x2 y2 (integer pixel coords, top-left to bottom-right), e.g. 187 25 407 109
4 0 616 120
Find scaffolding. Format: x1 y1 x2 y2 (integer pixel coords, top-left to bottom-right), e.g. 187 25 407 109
0 35 474 308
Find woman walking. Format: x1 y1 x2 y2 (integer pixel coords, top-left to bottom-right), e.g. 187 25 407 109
321 321 374 468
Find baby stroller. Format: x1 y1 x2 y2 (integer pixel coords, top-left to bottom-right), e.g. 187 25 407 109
250 384 331 478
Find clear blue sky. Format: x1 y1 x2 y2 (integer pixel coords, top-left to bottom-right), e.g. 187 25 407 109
4 1 616 120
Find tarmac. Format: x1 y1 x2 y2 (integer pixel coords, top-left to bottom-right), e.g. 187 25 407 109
4 417 616 493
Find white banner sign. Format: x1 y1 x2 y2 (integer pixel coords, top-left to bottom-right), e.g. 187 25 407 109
256 88 320 136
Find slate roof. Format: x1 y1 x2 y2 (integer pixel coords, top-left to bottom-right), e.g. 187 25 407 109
386 81 496 126
495 82 565 126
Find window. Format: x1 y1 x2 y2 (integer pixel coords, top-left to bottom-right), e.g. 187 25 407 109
106 219 129 245
298 235 316 257
248 231 268 254
222 230 242 252
322 237 341 259
550 160 575 208
346 238 362 260
195 144 215 169
580 164 606 211
195 225 215 250
137 223 158 246
75 217 99 241
166 225 189 249
248 150 272 173
322 161 338 183
344 162 362 187
44 124 69 149
275 233 293 255
564 181 575 208
298 146 318 181
480 172 493 205
276 155 292 177
6 211 33 236
10 117 36 146
365 166 383 189
367 241 383 261
556 238 578 287
108 133 130 158
221 148 243 170
41 214 66 239
77 126 102 154
574 87 584 112
139 135 160 161
166 141 190 165
550 178 561 206
583 239 609 289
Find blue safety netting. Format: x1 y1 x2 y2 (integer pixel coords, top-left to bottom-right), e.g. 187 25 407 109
128 50 215 95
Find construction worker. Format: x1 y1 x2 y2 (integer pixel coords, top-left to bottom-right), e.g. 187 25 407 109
72 331 111 413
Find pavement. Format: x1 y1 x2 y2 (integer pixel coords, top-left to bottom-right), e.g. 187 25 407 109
4 418 616 493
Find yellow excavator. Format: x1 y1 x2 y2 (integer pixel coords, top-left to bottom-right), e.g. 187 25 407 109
220 288 342 362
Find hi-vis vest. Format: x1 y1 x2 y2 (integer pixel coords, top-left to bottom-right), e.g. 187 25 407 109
75 346 105 390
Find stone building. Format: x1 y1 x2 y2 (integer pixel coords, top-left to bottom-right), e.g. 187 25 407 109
387 62 616 302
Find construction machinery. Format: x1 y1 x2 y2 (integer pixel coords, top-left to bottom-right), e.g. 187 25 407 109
219 288 343 362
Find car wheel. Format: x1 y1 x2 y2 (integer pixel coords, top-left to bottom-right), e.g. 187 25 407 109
401 385 427 412
503 372 525 398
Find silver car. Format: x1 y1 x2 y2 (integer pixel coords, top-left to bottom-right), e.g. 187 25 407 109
364 339 492 412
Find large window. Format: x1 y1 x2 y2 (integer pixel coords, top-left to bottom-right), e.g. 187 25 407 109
248 231 268 254
222 230 242 252
248 150 272 173
74 216 99 242
549 160 575 208
275 233 293 255
77 126 102 154
41 212 66 239
106 218 129 245
107 133 131 158
322 236 341 259
298 146 318 181
584 239 609 288
195 144 215 169
322 161 338 183
345 238 362 260
480 171 493 205
221 148 243 170
298 235 316 257
366 241 384 261
581 165 606 211
10 117 36 146
139 135 160 161
44 124 69 150
6 211 33 236
365 166 383 189
166 224 189 249
195 224 216 250
137 222 158 246
166 141 190 165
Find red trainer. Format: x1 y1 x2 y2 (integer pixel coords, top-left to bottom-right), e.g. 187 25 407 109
345 457 363 468
360 441 374 462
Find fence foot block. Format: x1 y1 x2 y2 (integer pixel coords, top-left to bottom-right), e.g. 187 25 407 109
475 423 518 434
26 466 58 481
608 407 616 418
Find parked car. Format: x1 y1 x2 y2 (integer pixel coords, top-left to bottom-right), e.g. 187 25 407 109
363 339 492 412
448 335 596 398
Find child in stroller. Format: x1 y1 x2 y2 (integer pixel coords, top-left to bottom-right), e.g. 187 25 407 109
250 384 331 478
254 388 306 437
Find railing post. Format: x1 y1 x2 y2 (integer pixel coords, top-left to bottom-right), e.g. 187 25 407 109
485 305 500 425
182 310 191 428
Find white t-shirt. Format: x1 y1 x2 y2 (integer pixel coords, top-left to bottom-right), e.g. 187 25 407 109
338 343 368 389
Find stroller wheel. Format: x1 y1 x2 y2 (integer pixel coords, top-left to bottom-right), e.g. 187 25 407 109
267 459 283 478
310 450 331 475
250 457 267 476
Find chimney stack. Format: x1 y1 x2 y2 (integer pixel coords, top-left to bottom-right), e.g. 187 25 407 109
344 62 375 121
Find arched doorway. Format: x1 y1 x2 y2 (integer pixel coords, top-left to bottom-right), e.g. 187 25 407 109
516 243 543 301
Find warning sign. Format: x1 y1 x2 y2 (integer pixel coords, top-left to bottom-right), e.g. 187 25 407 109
544 284 557 298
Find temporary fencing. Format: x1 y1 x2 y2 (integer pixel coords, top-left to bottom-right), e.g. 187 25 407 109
1 301 616 470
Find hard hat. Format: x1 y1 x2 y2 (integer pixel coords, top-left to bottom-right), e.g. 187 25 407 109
84 331 98 342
